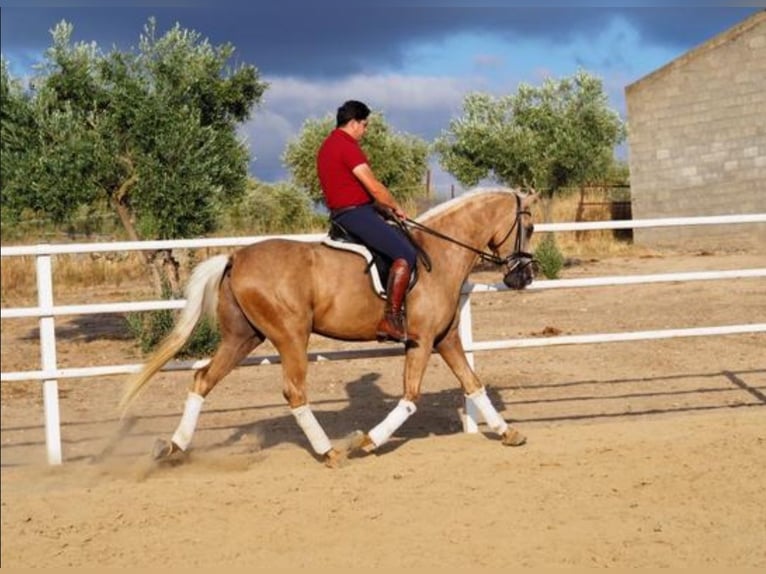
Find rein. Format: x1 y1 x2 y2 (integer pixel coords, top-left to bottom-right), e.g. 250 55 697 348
398 194 533 268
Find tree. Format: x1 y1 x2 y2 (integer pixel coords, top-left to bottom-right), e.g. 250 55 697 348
434 70 626 196
282 112 430 210
222 178 326 234
1 19 267 293
1 58 38 227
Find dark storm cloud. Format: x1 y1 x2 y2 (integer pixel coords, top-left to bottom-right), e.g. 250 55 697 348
2 4 760 78
3 2 760 184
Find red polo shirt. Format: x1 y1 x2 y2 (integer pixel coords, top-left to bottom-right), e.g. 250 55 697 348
316 128 372 210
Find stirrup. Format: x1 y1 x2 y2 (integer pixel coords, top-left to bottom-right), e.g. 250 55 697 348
376 320 408 343
375 316 416 343
376 328 408 343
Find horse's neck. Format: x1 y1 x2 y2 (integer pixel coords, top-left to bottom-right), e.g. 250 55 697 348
419 196 504 285
426 194 504 249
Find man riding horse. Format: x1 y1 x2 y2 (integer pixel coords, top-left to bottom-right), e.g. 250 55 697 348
316 100 417 343
120 98 537 467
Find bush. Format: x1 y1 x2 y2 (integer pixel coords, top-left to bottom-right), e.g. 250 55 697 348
126 285 221 358
222 180 327 234
534 233 565 279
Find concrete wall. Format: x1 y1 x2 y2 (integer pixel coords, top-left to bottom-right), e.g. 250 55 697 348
625 11 766 250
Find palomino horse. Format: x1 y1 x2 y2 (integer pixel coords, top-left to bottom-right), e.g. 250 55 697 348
120 187 537 466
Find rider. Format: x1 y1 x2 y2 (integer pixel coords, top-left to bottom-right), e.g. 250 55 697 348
316 100 418 343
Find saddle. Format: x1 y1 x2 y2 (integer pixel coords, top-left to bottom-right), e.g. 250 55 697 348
321 220 428 299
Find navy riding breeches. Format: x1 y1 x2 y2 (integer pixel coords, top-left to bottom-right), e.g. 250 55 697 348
332 204 417 268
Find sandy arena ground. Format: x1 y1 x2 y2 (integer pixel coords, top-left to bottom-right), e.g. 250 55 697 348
1 249 765 567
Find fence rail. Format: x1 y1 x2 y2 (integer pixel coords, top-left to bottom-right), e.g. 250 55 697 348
2 212 765 465
3 213 766 258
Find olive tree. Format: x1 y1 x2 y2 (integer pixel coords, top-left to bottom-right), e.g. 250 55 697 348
434 70 626 196
222 178 327 234
1 59 38 227
282 112 430 210
1 19 267 293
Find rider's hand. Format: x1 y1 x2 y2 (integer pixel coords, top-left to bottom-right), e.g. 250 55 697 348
390 204 407 220
377 202 406 220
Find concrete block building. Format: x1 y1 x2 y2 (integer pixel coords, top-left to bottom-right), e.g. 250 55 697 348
625 10 765 249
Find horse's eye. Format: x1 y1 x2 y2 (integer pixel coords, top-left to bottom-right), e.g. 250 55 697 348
526 224 534 236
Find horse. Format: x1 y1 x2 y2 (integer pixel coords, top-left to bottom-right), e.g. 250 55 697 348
119 187 538 467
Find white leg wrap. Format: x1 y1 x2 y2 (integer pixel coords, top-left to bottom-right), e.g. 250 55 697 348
467 387 508 435
291 404 333 455
368 399 417 448
171 392 205 451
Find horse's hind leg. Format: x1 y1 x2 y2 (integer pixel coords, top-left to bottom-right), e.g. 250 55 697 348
156 283 264 459
435 327 526 447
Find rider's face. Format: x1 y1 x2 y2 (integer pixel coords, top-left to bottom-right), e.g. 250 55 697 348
351 118 369 140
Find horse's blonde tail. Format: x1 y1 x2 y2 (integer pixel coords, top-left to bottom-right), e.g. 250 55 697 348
119 254 230 415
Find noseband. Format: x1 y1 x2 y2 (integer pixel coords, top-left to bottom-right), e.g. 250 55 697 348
491 193 536 289
400 193 536 288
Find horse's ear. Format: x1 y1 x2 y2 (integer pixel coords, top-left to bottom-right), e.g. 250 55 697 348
523 189 540 207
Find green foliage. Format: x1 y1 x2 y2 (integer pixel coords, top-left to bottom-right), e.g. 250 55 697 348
282 112 430 207
434 70 626 196
605 160 630 187
1 58 40 226
126 286 221 358
534 234 565 279
1 18 267 240
2 20 267 351
222 179 327 234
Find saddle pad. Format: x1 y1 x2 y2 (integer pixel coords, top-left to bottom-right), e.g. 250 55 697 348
321 236 387 298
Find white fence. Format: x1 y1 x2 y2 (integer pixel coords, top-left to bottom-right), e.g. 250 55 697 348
2 213 766 465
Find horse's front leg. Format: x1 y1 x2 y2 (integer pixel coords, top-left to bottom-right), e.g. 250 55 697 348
355 340 433 454
435 327 526 447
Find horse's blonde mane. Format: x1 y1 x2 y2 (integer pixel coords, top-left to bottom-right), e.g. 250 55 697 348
417 186 522 223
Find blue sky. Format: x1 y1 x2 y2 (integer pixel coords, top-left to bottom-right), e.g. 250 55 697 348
1 2 762 193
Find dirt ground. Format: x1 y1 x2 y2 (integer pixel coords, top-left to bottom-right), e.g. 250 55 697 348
2 248 765 567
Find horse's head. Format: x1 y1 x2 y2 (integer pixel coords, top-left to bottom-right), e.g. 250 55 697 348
489 190 538 290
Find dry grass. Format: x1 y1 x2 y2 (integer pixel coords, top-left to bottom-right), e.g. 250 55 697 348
0 245 252 306
533 189 651 261
1 252 150 306
0 192 644 304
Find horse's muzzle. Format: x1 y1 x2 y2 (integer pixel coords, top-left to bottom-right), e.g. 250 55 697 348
502 254 535 290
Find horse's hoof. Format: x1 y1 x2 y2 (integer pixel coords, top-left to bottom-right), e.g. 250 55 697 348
359 434 376 454
323 448 344 469
502 428 527 447
346 430 376 454
151 438 183 460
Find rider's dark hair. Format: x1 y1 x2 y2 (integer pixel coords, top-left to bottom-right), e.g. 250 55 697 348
336 100 371 127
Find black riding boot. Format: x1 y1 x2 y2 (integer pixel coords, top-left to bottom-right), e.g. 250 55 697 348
376 259 414 343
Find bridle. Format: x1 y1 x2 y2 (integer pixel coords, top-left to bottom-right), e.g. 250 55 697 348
398 193 536 287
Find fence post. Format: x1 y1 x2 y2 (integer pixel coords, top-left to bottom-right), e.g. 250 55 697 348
458 293 480 433
36 252 62 465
